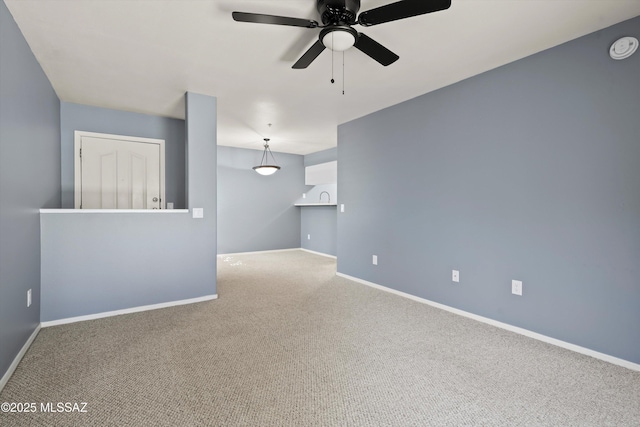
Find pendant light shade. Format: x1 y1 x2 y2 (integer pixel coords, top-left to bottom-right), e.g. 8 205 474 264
253 138 280 175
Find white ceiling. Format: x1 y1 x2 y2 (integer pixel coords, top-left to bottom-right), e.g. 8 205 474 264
5 0 640 155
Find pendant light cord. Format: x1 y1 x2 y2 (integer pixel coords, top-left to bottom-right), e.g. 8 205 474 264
260 144 268 166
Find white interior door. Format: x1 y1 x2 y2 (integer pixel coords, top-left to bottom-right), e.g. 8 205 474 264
75 132 165 209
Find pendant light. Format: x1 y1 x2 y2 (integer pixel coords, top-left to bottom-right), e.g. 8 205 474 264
253 138 280 175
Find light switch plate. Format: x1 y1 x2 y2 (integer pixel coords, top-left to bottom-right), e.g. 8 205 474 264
452 270 459 283
512 280 523 296
372 255 378 265
192 208 204 219
340 204 345 213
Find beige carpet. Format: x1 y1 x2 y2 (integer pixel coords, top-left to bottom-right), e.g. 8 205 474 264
1 250 639 426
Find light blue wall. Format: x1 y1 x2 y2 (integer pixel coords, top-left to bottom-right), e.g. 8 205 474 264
301 148 338 256
0 1 60 379
40 212 214 320
40 92 217 322
337 17 640 364
300 205 337 256
60 102 186 209
217 145 305 254
185 92 217 215
304 147 337 167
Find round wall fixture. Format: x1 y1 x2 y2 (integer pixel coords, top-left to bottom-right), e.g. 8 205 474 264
609 36 638 60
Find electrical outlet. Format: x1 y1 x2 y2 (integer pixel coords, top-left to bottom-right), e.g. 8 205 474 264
27 289 32 307
167 202 174 209
192 208 204 218
512 280 523 296
307 234 311 240
372 255 378 265
452 270 459 283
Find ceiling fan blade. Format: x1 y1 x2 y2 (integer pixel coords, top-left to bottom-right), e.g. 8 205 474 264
354 33 399 66
357 0 451 27
292 40 326 69
232 12 318 28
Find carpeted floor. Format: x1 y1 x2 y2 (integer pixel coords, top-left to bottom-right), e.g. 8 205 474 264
1 250 639 426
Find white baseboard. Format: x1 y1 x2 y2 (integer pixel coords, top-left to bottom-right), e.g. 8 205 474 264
0 324 41 393
41 294 217 327
336 272 640 372
218 248 300 257
299 248 337 259
219 248 337 259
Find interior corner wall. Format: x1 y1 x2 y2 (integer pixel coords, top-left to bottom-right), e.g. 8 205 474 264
301 148 338 256
300 204 337 256
59 102 186 209
0 0 60 379
217 145 305 254
337 16 640 364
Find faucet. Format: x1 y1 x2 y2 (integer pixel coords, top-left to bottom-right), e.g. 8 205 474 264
319 191 330 204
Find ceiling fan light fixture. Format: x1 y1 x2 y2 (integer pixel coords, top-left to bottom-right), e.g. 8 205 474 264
321 27 357 51
253 138 281 175
234 0 453 68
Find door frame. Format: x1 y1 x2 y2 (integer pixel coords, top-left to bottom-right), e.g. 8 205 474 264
74 131 166 209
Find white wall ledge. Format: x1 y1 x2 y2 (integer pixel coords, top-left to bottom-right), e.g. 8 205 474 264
40 209 189 214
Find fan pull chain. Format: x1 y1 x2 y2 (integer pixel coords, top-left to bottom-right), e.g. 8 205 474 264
342 51 345 95
330 33 335 84
331 51 335 84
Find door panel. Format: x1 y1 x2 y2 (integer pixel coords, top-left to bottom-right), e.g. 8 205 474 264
80 136 161 209
100 151 117 209
130 153 147 209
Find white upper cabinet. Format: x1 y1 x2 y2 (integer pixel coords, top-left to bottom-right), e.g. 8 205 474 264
305 161 337 185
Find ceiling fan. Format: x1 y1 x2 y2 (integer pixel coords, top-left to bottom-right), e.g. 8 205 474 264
232 0 451 69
